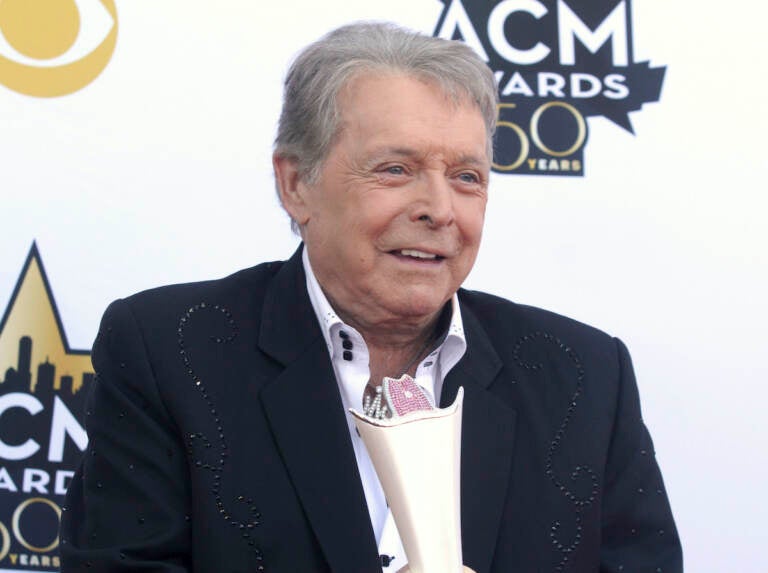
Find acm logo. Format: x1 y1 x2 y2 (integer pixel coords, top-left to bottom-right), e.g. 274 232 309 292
0 0 118 97
0 244 91 570
434 0 666 176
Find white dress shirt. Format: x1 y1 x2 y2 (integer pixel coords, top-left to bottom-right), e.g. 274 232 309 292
302 249 467 571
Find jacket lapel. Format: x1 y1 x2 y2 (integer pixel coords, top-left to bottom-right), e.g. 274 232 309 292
257 247 381 573
442 299 517 573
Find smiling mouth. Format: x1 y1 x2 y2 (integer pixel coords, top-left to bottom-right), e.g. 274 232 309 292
390 249 445 261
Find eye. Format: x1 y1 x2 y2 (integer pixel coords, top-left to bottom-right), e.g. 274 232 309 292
384 165 406 176
457 172 480 184
0 0 116 67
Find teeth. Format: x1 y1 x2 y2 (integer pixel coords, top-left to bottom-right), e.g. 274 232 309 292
399 249 437 259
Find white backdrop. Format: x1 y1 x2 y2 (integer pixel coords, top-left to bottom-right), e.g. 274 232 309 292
1 1 766 571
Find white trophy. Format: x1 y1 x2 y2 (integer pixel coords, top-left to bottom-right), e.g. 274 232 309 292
350 376 475 573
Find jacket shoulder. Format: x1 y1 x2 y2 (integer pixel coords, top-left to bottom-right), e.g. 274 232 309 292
121 259 285 315
95 260 288 355
458 288 616 352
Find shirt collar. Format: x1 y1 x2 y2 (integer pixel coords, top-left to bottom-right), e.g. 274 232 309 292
302 247 466 371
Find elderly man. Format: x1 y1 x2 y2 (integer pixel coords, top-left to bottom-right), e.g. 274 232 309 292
60 23 682 573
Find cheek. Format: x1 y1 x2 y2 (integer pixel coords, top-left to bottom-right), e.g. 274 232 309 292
458 201 487 245
356 200 406 238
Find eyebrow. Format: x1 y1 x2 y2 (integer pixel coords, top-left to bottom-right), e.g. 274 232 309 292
365 147 488 168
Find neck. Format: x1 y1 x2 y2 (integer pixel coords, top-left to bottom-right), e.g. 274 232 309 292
330 300 451 382
327 290 448 349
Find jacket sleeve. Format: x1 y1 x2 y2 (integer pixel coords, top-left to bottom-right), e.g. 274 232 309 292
599 338 683 572
59 299 192 572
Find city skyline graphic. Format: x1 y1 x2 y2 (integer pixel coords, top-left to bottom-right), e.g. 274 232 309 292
0 243 93 397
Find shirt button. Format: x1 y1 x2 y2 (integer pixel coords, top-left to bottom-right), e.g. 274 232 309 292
339 330 349 339
343 350 353 361
342 339 353 350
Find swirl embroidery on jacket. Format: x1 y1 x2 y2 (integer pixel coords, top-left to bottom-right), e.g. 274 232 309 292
513 331 598 572
177 302 265 563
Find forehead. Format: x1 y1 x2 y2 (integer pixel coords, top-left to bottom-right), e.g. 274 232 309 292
335 72 489 162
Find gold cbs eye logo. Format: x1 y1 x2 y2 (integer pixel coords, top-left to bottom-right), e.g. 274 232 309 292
0 0 118 97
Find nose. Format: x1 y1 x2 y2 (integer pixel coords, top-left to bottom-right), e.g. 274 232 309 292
411 172 455 228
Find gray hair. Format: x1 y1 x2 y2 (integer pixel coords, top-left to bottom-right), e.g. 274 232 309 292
274 22 498 222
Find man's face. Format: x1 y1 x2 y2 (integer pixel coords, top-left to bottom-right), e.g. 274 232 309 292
284 73 490 328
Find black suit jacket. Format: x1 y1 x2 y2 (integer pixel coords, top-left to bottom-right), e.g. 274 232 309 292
60 247 682 572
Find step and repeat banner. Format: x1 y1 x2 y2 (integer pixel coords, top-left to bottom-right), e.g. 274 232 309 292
1 1 766 571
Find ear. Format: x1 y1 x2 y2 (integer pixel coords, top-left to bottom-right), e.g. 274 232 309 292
273 153 311 226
